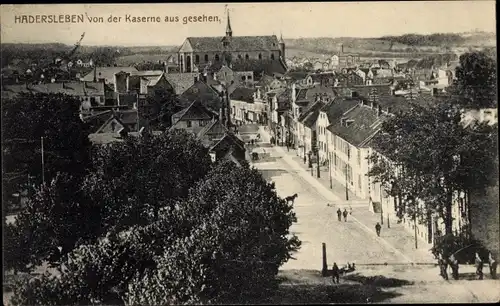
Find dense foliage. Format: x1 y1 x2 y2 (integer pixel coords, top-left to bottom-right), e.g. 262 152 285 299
2 93 92 213
368 101 497 236
447 51 497 108
380 33 466 46
8 129 300 304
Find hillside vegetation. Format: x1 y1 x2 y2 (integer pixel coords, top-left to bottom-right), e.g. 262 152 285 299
284 32 496 56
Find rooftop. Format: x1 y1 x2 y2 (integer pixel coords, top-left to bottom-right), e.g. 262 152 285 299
185 36 281 52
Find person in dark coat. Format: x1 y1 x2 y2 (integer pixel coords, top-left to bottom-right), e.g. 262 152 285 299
488 252 497 279
337 208 342 221
438 253 449 280
343 209 348 222
331 263 340 284
475 252 483 280
449 254 459 280
375 222 382 237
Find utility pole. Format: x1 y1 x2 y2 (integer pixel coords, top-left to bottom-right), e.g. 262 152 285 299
380 184 384 225
41 136 45 186
316 148 320 179
414 213 418 249
327 134 332 189
345 164 349 201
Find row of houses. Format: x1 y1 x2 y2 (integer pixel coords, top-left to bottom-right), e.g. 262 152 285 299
225 65 497 252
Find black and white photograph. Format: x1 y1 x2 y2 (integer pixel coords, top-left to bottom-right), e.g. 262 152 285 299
1 2 498 304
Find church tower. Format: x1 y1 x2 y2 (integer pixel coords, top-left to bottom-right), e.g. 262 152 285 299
279 32 286 61
225 10 233 38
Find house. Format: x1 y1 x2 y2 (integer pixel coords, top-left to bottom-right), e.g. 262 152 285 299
160 72 199 95
326 100 389 200
316 97 361 164
94 109 147 134
197 118 247 166
170 100 217 135
178 79 224 112
80 66 139 86
296 100 325 161
230 87 269 124
177 11 286 74
1 81 112 109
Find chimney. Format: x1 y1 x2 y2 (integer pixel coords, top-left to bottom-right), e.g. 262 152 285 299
62 82 66 89
377 105 382 117
93 67 97 82
84 81 88 88
341 44 344 54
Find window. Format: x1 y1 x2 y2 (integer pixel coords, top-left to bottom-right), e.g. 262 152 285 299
358 175 362 191
271 54 275 60
199 120 206 126
204 54 209 62
186 120 192 127
245 54 249 60
195 55 200 63
248 75 252 80
258 53 262 60
238 54 242 59
241 76 246 81
215 54 220 61
357 150 361 165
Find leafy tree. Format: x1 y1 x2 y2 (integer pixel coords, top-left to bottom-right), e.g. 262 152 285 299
127 160 301 304
6 130 212 271
448 51 497 109
2 92 92 192
368 102 497 236
11 160 300 305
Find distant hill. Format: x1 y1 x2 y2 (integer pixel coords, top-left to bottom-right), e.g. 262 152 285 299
283 31 496 56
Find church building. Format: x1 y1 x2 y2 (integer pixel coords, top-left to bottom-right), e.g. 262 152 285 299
177 11 286 73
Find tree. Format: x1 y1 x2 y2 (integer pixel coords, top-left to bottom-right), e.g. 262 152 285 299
6 130 212 271
448 51 497 109
127 160 300 304
11 160 301 305
2 93 92 193
368 101 497 237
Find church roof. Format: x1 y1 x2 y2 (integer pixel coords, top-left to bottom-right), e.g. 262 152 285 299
186 36 281 52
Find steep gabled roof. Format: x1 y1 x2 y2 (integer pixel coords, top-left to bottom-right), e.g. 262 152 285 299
327 104 388 147
321 98 361 124
186 36 281 52
2 82 106 99
230 87 255 103
299 100 325 128
171 100 216 125
164 73 198 95
179 80 223 111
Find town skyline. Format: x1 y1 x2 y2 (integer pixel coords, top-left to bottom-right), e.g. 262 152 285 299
1 2 496 46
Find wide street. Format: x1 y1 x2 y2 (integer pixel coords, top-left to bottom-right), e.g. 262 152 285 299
252 143 407 270
243 124 500 303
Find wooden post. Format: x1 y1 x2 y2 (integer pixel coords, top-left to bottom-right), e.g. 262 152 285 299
322 243 328 277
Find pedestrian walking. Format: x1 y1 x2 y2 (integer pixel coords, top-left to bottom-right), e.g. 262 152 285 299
343 209 348 222
337 208 342 222
488 252 497 279
375 222 382 237
449 254 459 280
349 206 353 215
331 263 340 284
438 253 449 280
475 252 484 280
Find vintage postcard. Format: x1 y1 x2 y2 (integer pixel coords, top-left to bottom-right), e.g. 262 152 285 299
1 2 498 305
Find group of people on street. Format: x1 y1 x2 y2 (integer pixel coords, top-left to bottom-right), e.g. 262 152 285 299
336 208 349 222
438 251 497 281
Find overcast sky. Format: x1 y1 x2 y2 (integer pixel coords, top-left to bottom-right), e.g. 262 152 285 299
1 2 496 46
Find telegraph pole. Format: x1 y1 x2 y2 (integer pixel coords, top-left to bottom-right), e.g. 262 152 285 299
41 136 45 186
380 184 384 225
345 164 349 201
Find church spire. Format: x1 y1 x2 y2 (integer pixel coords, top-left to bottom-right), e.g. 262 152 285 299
225 7 232 37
